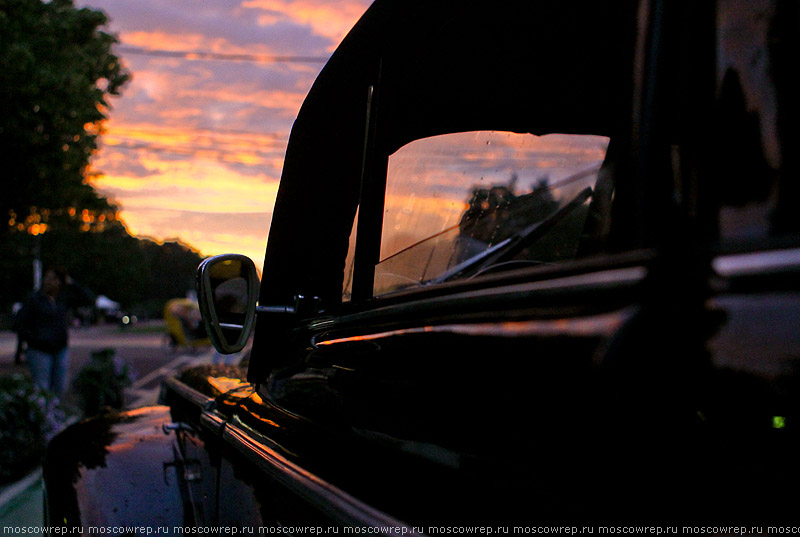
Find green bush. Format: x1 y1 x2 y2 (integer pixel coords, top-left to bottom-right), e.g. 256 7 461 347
0 374 66 483
72 348 134 417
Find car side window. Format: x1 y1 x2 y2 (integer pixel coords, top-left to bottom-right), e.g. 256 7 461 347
713 0 800 245
342 207 358 301
372 131 611 296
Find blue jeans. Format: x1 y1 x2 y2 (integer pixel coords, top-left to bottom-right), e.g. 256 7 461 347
27 347 69 397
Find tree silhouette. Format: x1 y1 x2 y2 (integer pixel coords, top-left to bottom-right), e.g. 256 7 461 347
0 1 207 323
0 0 131 232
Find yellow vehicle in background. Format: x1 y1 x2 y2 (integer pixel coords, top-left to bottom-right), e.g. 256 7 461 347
163 298 210 352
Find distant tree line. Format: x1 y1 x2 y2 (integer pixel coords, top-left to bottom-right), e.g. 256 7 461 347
0 0 205 325
0 222 205 321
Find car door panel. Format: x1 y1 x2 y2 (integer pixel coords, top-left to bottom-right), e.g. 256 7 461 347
237 263 652 524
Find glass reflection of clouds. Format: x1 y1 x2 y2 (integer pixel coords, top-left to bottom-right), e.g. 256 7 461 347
381 131 609 261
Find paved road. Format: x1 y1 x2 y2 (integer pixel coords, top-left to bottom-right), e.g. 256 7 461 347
0 321 216 409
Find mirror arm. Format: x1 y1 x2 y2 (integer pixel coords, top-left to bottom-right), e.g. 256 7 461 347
255 295 320 318
255 305 297 315
219 323 246 330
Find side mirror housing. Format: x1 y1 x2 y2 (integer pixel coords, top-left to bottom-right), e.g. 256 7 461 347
197 254 259 354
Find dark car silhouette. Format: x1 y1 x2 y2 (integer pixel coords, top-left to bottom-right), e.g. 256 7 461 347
45 0 800 528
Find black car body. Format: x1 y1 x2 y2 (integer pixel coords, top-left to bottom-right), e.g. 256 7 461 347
45 0 800 528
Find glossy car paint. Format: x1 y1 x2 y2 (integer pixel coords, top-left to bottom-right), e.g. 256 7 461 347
45 406 188 528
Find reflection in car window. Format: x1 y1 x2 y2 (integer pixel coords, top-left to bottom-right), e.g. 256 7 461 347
374 131 610 296
342 207 358 301
714 0 800 243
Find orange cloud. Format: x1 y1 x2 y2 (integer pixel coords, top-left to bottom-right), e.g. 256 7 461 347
77 0 375 269
91 147 279 268
118 207 271 268
180 87 305 112
123 30 278 57
241 0 371 45
98 124 287 168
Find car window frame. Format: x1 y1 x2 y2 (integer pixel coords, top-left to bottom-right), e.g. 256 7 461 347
337 5 687 309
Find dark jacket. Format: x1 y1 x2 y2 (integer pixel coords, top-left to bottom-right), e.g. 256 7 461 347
15 280 94 354
16 292 70 354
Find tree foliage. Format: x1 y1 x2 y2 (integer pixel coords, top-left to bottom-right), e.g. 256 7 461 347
0 0 205 322
0 0 131 226
1 222 205 320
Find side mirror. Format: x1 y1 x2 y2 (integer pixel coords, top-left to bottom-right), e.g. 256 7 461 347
197 254 259 354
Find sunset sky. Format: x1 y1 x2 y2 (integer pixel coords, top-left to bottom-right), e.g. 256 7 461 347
76 0 374 268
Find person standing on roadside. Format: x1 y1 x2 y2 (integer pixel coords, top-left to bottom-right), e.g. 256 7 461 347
11 302 26 364
16 266 87 397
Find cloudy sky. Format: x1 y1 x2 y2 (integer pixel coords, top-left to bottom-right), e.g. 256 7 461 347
76 0 374 268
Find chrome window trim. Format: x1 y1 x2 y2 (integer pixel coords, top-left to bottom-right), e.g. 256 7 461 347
314 307 636 347
464 266 648 296
161 376 215 409
713 247 800 277
337 265 647 326
201 411 226 435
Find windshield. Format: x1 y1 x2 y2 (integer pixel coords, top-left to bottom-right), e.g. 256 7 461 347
373 131 610 296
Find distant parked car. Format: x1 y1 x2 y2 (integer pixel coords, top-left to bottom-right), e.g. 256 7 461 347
45 0 800 527
95 294 121 322
163 297 210 351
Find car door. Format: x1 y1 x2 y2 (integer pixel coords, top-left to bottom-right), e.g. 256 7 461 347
221 134 652 525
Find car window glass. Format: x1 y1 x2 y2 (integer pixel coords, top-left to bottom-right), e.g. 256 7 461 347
342 207 358 301
374 131 610 296
714 0 800 243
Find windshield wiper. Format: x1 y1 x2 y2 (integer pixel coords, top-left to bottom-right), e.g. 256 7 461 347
428 186 593 284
